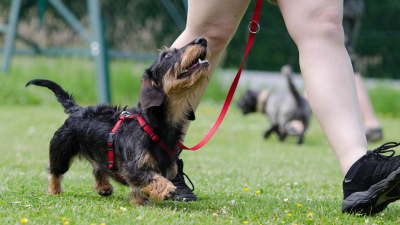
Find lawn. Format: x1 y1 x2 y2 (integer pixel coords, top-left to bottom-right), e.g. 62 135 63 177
1 56 400 224
1 102 400 224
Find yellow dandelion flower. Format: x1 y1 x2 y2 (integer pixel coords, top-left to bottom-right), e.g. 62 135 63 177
20 218 28 224
64 222 69 225
308 213 313 216
100 223 105 225
61 217 66 221
297 203 302 206
282 221 285 223
255 191 260 194
243 188 249 191
244 221 249 224
309 218 312 221
287 213 291 216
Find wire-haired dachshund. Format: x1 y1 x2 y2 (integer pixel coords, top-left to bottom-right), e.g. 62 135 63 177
26 38 210 205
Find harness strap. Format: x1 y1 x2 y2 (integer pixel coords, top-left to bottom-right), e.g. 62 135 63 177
107 112 176 186
136 114 176 157
178 0 263 150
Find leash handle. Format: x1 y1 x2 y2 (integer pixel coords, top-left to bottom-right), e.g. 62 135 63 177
179 0 263 150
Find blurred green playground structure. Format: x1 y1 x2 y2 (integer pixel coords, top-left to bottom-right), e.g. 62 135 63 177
0 0 189 103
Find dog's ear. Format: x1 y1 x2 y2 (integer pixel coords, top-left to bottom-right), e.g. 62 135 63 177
139 77 167 110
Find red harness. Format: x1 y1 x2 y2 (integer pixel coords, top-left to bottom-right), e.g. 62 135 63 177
107 111 177 185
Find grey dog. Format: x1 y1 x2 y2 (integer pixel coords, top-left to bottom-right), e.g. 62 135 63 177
237 65 312 144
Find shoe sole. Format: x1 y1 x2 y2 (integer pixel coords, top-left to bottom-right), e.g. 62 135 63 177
342 167 400 215
171 196 198 202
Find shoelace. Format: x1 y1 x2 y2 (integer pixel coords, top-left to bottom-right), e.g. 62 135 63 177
373 142 400 158
345 142 400 183
177 172 195 192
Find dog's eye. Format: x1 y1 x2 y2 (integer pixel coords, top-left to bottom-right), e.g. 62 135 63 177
164 54 171 58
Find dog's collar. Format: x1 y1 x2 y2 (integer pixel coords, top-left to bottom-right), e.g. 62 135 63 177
256 90 269 113
107 111 176 186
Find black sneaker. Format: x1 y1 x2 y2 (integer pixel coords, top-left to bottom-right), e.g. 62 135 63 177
366 127 383 142
170 159 198 202
342 142 400 215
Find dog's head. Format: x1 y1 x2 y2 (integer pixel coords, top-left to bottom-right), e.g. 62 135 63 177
139 38 211 125
237 90 259 115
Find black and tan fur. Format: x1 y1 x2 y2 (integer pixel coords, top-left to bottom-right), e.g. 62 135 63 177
26 38 210 205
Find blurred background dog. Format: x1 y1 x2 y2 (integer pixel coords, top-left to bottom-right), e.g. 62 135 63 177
237 65 312 144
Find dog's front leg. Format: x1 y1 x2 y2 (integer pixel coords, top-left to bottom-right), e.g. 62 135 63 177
128 172 176 205
141 173 176 202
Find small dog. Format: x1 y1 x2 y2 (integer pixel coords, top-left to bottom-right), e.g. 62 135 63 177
26 38 210 205
237 65 312 144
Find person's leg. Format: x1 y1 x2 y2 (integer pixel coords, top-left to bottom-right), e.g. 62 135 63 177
278 0 366 176
279 0 400 215
169 0 251 201
354 72 380 129
171 0 251 134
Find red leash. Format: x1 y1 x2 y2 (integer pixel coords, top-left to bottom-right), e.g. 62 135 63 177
178 0 263 150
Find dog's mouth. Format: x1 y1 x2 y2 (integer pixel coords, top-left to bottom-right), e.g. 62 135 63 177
179 52 209 78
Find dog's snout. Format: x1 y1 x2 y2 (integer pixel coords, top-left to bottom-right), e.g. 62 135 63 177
194 38 207 47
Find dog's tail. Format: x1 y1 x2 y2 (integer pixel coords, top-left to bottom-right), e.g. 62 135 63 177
26 79 81 114
281 65 302 108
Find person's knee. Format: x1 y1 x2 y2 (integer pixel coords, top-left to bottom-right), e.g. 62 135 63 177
186 20 236 55
290 6 344 45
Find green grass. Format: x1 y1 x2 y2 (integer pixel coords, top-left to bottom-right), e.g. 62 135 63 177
1 102 400 224
2 56 400 224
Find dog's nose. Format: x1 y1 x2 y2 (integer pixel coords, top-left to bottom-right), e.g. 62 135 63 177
194 38 207 47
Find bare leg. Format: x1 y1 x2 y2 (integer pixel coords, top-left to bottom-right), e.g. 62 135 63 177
278 0 367 175
171 0 251 135
354 72 380 129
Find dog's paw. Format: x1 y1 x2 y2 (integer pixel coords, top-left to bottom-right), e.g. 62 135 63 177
142 175 177 202
92 178 114 197
163 188 176 200
160 181 177 201
97 187 114 197
46 188 64 195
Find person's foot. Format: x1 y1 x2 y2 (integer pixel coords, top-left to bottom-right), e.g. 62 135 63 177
342 142 400 215
365 127 383 142
170 159 197 202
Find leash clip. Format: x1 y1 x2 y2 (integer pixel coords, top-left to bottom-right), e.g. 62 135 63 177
119 111 131 118
248 22 260 34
